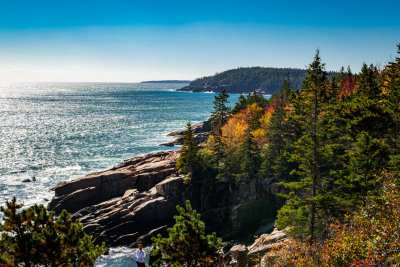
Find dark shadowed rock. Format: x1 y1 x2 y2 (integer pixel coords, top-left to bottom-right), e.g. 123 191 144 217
49 150 283 247
229 245 248 267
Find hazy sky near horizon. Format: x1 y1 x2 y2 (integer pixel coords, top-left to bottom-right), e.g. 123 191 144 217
0 0 399 82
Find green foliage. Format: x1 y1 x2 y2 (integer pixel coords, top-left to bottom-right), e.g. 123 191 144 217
276 50 331 241
260 78 295 180
187 43 400 266
210 90 231 133
151 200 224 267
238 131 260 179
177 122 200 178
231 91 269 114
0 197 105 267
267 173 400 266
273 44 400 245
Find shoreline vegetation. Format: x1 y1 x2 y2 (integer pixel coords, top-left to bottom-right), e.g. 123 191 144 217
1 43 400 266
178 67 310 94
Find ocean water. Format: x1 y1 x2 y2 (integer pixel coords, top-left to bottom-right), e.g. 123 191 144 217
0 82 239 266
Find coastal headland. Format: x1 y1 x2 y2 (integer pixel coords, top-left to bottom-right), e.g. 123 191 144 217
48 121 283 249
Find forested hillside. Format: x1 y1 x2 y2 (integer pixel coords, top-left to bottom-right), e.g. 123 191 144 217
176 44 400 266
178 67 308 94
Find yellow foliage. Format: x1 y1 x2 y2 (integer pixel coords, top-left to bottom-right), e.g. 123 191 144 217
251 128 268 149
244 103 263 122
204 134 215 153
221 113 248 153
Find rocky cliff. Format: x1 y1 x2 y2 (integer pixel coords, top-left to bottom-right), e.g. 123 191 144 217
49 150 283 247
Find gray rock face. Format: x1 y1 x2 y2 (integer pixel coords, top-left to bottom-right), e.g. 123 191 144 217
167 120 211 136
48 150 283 247
49 151 179 213
247 227 287 260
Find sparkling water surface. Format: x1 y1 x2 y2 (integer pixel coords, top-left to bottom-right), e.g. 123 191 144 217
0 82 239 266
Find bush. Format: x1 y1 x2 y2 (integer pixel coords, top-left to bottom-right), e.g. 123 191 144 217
152 200 224 266
0 197 105 267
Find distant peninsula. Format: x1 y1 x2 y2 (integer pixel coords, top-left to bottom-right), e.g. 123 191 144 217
178 67 308 94
141 80 191 84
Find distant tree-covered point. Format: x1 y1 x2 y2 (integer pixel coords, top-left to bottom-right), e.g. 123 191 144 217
178 67 311 94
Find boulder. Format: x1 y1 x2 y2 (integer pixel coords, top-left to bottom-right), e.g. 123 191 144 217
155 177 184 196
247 228 287 263
229 244 248 267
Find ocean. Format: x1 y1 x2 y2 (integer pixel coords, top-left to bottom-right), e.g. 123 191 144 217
0 82 240 266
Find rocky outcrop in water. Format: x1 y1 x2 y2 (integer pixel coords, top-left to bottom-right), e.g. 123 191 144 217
159 120 211 147
49 150 283 248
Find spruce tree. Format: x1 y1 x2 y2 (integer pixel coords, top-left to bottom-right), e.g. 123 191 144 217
210 90 230 133
151 200 224 266
382 44 400 173
276 50 331 241
0 197 105 266
238 131 260 179
260 78 294 179
177 122 200 178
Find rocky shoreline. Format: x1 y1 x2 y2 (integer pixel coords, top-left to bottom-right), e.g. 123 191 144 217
159 119 211 147
48 121 284 265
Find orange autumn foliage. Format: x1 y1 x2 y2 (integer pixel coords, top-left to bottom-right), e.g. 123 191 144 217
263 172 400 267
339 75 358 99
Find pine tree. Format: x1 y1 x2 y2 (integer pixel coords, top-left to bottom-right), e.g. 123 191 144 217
276 50 331 241
177 122 200 178
151 200 224 266
260 78 294 179
210 90 230 133
238 131 260 179
340 132 389 207
231 94 247 114
382 44 400 173
0 197 105 266
357 63 381 99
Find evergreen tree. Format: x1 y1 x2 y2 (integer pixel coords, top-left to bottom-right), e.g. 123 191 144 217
382 44 400 173
177 122 200 179
211 128 225 168
238 131 260 179
0 198 105 267
151 200 224 266
276 50 331 241
210 90 230 133
260 78 294 179
340 132 389 207
357 63 381 99
231 94 247 114
231 91 269 114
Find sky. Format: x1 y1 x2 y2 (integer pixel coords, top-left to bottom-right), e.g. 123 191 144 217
0 0 399 82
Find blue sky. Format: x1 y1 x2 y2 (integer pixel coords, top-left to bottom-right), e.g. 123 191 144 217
0 0 399 82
